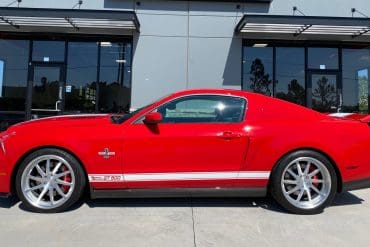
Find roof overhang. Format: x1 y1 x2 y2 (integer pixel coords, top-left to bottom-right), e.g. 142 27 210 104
236 15 370 42
0 7 140 35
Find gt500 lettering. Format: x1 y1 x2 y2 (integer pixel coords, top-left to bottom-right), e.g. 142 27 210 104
88 175 124 182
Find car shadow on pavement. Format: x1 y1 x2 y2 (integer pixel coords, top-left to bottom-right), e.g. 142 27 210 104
0 191 364 213
0 196 18 209
83 191 364 214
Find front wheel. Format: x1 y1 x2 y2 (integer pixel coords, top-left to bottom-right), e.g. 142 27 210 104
270 150 337 214
15 148 86 213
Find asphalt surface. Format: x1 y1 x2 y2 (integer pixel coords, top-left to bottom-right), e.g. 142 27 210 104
1 189 370 247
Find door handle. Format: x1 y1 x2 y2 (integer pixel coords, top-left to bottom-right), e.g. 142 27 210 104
55 100 62 111
220 131 242 140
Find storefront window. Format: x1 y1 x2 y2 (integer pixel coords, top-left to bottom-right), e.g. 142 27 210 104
243 46 273 96
65 42 98 113
32 41 65 62
0 39 29 130
308 48 338 70
342 48 370 113
275 47 305 106
99 42 132 113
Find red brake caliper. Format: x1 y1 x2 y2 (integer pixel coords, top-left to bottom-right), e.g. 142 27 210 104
61 166 71 193
310 166 319 188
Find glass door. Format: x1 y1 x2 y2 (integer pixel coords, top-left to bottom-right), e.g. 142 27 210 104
307 71 340 113
27 64 65 119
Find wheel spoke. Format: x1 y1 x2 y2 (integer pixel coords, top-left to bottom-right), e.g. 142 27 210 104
304 163 311 175
286 186 300 195
287 168 298 179
283 179 298 185
49 187 54 205
54 184 66 198
35 164 46 177
309 169 320 177
56 179 73 186
36 186 49 203
296 189 304 202
46 159 51 175
311 185 325 196
28 175 44 182
52 162 62 175
306 188 312 202
25 184 45 192
296 162 303 176
55 171 71 179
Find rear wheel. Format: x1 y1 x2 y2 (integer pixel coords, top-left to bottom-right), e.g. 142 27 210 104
270 150 337 214
15 148 86 213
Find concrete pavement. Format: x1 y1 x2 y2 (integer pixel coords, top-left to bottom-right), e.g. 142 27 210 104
1 189 370 247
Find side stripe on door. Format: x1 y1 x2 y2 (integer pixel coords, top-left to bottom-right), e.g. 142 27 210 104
88 171 270 182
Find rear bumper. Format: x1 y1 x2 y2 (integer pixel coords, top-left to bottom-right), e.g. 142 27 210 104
343 178 370 191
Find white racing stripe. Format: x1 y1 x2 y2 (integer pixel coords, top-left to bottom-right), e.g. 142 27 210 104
88 171 270 182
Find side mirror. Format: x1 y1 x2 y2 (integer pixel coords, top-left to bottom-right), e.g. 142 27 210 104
144 112 162 124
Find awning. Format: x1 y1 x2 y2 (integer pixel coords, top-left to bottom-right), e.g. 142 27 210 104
0 7 140 35
235 15 370 41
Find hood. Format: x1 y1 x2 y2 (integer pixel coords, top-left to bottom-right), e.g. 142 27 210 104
9 114 112 131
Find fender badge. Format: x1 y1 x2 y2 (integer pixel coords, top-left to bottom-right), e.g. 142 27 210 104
98 148 116 159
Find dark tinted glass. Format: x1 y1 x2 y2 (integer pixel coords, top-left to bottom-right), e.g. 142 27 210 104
308 48 338 70
275 47 305 106
32 66 61 110
342 48 370 113
243 47 273 96
311 74 337 112
0 39 29 130
99 42 132 113
32 41 65 62
65 42 98 113
156 95 246 123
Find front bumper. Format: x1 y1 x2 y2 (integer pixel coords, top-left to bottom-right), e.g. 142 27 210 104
0 192 10 198
343 178 370 191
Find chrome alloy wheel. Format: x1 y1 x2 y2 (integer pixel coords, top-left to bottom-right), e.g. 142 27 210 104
281 157 331 210
20 155 76 210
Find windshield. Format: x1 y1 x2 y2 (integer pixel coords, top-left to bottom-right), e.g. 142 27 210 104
110 104 152 124
110 93 172 124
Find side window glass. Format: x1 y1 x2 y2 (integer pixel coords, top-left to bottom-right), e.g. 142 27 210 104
156 95 246 123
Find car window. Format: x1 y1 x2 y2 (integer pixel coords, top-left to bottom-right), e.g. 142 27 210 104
155 95 246 123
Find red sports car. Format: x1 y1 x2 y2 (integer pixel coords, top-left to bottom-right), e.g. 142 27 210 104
1 89 370 214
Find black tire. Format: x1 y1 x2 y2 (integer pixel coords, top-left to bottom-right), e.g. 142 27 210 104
270 150 337 215
15 148 86 213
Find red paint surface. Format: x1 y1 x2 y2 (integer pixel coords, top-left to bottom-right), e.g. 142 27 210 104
0 89 369 193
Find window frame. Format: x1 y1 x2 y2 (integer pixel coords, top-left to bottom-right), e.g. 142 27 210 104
0 59 4 98
134 93 248 125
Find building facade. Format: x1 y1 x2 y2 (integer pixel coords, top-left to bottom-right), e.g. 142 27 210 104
0 0 370 130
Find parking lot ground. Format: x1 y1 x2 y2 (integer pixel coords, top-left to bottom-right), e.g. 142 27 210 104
1 189 370 247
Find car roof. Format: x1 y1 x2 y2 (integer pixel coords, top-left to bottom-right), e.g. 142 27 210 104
171 88 252 98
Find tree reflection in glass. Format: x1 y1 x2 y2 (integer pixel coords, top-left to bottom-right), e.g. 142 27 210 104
249 58 272 96
275 79 305 106
312 75 337 112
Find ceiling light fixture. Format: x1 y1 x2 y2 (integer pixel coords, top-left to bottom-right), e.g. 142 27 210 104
252 43 268 48
100 42 112 47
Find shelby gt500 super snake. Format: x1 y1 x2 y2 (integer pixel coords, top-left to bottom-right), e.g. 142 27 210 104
0 89 370 214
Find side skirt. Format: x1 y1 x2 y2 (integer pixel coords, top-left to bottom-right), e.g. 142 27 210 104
90 187 267 199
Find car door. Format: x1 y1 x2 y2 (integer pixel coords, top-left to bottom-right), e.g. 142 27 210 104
122 94 250 188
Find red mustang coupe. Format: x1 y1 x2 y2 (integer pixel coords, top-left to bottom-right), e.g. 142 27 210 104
0 89 370 214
